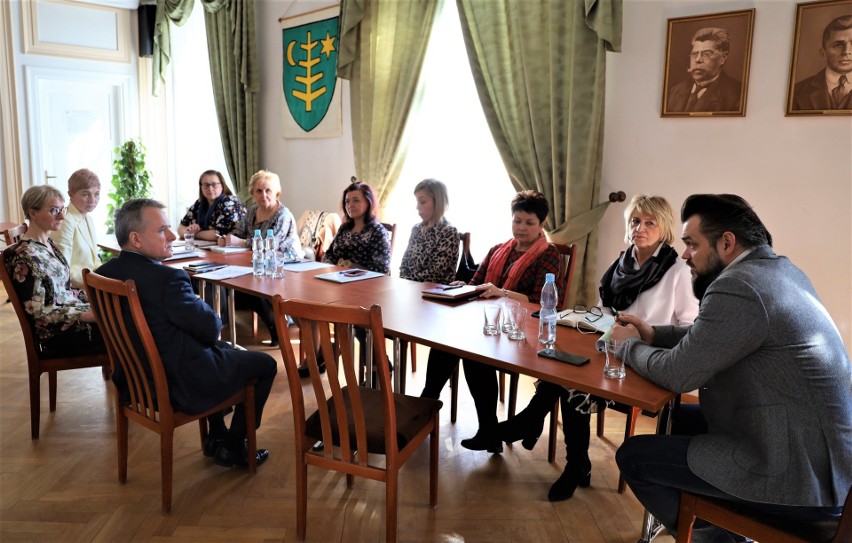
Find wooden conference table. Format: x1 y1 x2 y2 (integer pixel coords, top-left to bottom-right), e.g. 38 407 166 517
101 240 673 542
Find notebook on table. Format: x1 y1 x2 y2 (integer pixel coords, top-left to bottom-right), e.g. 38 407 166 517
314 269 384 283
421 284 480 302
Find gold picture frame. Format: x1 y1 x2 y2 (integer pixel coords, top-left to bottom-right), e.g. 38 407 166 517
786 0 852 115
661 9 755 117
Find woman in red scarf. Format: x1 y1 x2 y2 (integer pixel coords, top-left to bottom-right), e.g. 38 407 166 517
420 190 564 453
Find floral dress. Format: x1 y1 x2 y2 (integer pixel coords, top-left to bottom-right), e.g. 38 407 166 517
322 221 391 274
180 194 246 236
3 239 92 344
399 219 459 284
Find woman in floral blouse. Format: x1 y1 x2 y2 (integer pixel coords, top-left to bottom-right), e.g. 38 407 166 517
179 170 245 241
218 170 303 346
3 185 101 350
322 180 390 274
399 178 459 284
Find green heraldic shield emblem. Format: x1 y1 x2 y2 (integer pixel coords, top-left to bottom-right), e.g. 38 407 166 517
282 17 339 132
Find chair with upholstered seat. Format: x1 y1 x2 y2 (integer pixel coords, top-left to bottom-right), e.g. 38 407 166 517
0 250 110 439
83 269 258 513
675 484 852 543
273 295 440 543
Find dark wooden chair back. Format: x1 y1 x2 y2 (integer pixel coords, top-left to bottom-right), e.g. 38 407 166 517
0 249 109 439
552 243 577 310
3 223 27 245
381 222 397 265
83 269 257 513
675 484 852 543
272 295 441 542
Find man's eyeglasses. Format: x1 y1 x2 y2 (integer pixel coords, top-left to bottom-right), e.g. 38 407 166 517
689 50 718 60
40 206 68 216
201 182 221 189
560 304 604 323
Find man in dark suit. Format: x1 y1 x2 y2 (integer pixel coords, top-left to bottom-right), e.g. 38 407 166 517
793 15 852 111
613 195 852 542
97 198 277 468
667 28 742 113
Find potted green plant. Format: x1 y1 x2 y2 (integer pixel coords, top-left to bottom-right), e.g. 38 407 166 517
106 138 152 234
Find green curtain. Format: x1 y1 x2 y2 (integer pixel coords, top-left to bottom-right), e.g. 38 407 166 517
152 0 195 96
338 0 439 205
151 0 258 196
201 0 259 197
456 0 622 306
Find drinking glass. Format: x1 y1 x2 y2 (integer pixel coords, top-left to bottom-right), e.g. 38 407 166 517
507 306 528 341
603 339 626 379
483 305 501 335
184 231 195 251
501 300 520 334
272 251 286 279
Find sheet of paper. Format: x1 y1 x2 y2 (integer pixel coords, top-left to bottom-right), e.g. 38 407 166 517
314 269 385 283
194 265 254 280
280 260 333 272
206 246 250 254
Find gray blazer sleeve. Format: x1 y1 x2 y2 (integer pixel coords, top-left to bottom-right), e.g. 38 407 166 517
622 274 769 393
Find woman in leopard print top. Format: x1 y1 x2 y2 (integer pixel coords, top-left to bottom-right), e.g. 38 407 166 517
399 179 459 284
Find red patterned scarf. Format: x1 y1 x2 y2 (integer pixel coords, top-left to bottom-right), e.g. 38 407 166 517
484 234 549 292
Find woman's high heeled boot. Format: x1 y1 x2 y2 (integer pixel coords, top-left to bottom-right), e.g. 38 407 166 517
548 398 592 502
496 381 563 450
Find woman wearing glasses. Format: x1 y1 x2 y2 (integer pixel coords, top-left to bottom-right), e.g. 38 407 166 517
178 170 246 242
499 194 698 501
3 185 102 350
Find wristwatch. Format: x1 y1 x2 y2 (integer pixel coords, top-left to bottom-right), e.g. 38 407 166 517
502 288 508 297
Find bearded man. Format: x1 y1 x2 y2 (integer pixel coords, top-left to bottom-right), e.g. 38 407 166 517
611 194 852 542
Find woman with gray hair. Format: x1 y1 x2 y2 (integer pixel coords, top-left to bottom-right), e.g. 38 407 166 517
3 185 102 350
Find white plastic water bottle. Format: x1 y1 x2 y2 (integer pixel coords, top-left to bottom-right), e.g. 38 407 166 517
538 273 558 350
251 229 264 277
264 229 276 276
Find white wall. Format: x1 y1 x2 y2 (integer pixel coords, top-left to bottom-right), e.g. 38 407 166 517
256 0 852 345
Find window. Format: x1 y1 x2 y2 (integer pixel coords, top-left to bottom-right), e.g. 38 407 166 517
383 0 516 273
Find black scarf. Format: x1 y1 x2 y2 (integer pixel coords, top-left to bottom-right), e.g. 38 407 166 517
198 193 225 230
599 243 679 311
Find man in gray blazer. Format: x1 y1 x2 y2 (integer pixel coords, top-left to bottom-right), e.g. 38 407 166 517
613 194 852 542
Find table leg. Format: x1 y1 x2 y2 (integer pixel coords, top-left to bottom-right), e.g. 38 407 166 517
227 288 236 348
392 337 401 392
213 285 221 340
636 398 675 543
365 329 373 388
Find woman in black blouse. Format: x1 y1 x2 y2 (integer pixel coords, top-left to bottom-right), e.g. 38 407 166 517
322 180 390 273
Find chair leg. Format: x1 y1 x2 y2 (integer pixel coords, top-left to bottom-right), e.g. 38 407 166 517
450 366 459 423
675 493 697 542
160 430 174 513
296 457 308 541
198 418 208 450
430 413 439 508
114 414 128 487
597 409 606 437
498 370 505 403
29 371 40 439
386 469 399 543
101 364 110 381
508 373 519 417
547 401 559 463
48 370 57 412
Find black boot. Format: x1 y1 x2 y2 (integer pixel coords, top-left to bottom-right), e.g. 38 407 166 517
496 381 562 450
548 396 592 502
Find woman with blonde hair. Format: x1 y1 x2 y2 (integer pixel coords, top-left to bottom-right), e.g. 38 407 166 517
498 194 698 502
219 170 303 346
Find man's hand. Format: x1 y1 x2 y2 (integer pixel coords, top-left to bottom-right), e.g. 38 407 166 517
612 313 656 344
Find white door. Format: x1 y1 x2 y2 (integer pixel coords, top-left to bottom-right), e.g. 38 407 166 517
25 65 132 235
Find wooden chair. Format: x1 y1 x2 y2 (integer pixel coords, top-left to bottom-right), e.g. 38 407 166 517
83 270 258 513
381 222 397 262
272 296 441 543
675 485 852 543
0 249 109 439
2 223 27 245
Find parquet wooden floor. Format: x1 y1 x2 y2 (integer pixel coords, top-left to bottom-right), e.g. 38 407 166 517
0 282 675 542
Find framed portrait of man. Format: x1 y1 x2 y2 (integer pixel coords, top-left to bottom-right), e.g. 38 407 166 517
661 9 755 117
786 0 852 115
